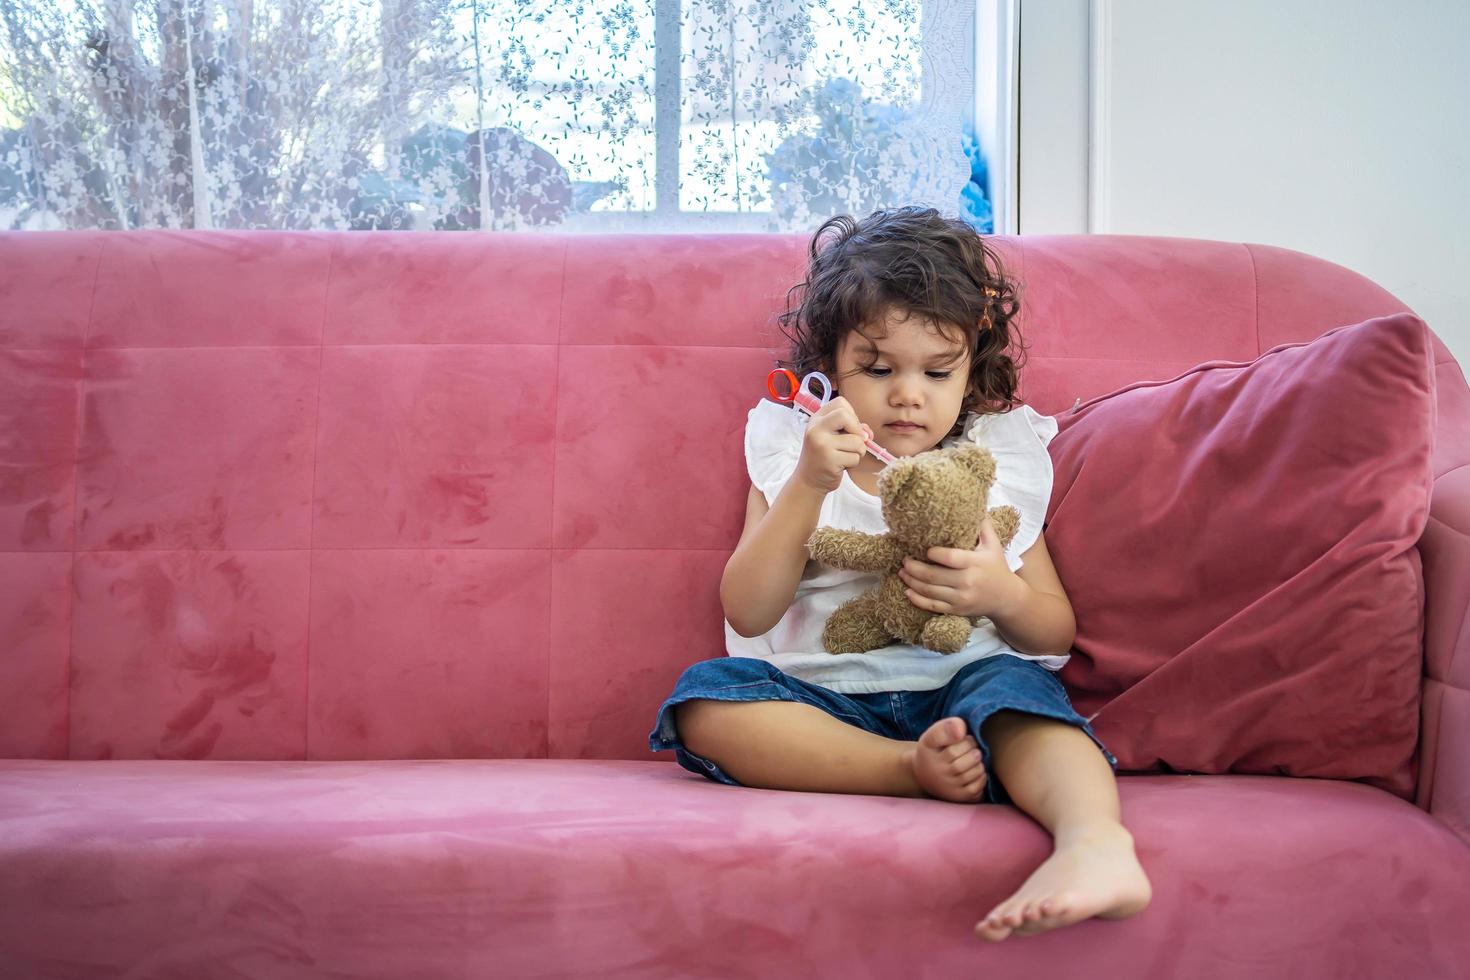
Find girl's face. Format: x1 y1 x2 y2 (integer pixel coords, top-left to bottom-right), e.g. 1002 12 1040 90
830 306 973 476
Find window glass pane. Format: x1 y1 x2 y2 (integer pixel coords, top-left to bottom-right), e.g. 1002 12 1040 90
679 0 924 214
0 0 989 231
451 1 656 213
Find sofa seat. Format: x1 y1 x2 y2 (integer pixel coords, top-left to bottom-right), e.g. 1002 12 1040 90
2 760 1467 978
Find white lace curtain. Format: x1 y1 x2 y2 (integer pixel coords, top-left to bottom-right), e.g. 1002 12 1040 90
0 0 988 232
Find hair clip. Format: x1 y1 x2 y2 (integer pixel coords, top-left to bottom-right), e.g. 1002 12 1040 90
980 285 999 331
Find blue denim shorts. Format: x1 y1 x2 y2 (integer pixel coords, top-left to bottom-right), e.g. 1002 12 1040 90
649 654 1117 806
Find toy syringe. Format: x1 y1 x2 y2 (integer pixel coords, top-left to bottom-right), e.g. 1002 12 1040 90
766 369 898 467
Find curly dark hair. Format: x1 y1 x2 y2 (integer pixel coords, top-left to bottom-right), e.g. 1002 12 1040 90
775 206 1028 439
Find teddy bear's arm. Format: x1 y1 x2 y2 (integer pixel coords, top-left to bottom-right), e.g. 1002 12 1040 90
808 527 907 573
988 504 1021 550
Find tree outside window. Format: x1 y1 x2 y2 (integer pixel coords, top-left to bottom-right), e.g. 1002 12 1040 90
0 0 996 232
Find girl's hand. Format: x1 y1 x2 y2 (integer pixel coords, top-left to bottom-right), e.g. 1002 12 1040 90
897 516 1026 619
792 396 873 495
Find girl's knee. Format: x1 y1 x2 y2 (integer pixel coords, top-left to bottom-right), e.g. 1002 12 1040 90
675 697 787 757
673 699 734 754
672 700 708 741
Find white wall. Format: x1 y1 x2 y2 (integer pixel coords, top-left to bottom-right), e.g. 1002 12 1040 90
1015 0 1090 236
1017 0 1470 366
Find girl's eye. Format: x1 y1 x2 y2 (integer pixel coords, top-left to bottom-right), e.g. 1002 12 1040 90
863 367 953 380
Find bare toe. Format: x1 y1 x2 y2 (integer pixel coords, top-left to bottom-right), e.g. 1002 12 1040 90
913 718 988 803
987 903 1017 925
976 827 1151 942
1015 904 1051 935
975 907 1014 942
920 716 967 751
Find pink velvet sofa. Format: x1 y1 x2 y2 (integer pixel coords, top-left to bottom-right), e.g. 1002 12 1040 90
1 229 1468 979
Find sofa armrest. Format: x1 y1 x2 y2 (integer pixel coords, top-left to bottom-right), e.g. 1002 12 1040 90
1416 357 1470 846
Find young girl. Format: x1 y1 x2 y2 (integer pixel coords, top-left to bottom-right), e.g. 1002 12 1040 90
649 206 1151 943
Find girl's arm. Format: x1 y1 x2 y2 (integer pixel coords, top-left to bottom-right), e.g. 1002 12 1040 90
988 531 1078 657
721 481 826 638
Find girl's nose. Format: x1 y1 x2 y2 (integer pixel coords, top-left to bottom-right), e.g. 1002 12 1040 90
892 381 923 403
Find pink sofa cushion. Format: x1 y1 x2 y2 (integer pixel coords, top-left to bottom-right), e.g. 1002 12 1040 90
4 759 1470 976
1044 313 1435 799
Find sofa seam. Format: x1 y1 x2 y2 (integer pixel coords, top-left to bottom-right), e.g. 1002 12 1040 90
1246 243 1262 357
47 342 1226 365
1418 677 1443 815
1 545 746 554
1418 510 1468 821
303 242 336 761
64 236 106 760
1436 460 1470 483
545 241 569 760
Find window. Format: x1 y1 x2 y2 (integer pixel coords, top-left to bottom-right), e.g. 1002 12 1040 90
0 0 1004 233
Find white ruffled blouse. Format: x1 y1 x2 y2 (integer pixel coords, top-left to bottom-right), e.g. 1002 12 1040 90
725 398 1070 694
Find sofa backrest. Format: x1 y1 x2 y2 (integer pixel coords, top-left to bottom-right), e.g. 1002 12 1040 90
0 230 1458 768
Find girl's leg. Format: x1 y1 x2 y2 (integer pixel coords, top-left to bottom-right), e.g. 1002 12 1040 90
674 699 927 797
676 700 989 802
974 710 1152 942
984 708 1122 840
653 658 987 801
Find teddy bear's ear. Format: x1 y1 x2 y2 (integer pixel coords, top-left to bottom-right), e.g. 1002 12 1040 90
876 457 920 497
947 444 997 485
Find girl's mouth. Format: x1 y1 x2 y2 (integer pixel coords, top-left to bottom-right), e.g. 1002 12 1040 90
886 422 924 431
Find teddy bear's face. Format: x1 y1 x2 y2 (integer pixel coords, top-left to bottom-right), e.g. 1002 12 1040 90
876 445 996 555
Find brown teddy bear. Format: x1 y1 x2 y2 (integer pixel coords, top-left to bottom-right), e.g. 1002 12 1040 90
807 444 1021 654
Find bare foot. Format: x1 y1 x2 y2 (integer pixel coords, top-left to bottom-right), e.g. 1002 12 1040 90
902 717 988 803
975 823 1152 942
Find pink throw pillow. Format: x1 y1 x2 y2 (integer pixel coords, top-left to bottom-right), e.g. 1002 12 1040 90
1044 313 1435 799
